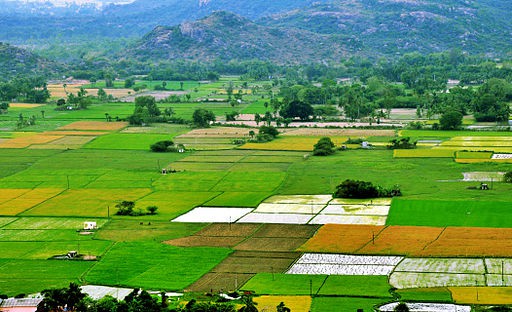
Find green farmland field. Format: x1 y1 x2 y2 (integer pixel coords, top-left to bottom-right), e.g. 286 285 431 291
387 199 512 227
84 242 231 290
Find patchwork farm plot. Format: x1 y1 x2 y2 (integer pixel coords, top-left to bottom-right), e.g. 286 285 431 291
1 104 512 311
172 195 392 225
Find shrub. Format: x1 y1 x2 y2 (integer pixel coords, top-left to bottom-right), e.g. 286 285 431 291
334 180 379 198
387 137 417 149
345 138 364 144
313 137 336 156
115 201 136 216
504 171 512 183
334 179 401 198
150 140 174 152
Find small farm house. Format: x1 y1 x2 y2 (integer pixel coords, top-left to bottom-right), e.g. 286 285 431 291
83 222 97 230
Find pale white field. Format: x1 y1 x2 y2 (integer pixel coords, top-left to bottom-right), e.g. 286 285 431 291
263 194 332 205
389 272 485 289
378 302 470 312
237 213 313 224
254 203 325 214
171 207 253 223
321 204 390 216
394 258 485 274
309 214 387 225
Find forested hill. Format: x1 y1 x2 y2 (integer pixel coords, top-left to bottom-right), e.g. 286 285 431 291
0 43 59 80
2 0 512 60
260 0 512 56
127 11 354 64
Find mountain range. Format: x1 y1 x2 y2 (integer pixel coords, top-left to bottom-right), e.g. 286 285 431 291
1 0 512 64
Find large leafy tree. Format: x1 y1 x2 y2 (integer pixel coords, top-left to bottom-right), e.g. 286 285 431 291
192 108 216 128
439 110 463 130
279 100 314 121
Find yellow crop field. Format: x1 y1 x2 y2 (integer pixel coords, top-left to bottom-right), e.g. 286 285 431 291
21 188 152 217
450 287 512 304
43 131 107 136
393 149 455 158
47 83 85 98
0 134 63 148
241 136 347 151
8 103 45 108
0 188 64 215
29 136 96 149
0 189 31 203
254 296 311 312
58 121 128 131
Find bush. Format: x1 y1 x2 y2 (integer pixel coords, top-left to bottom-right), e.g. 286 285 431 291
333 179 401 198
115 201 136 216
387 137 417 149
334 180 379 198
150 140 174 152
344 138 364 144
504 171 512 183
313 137 335 156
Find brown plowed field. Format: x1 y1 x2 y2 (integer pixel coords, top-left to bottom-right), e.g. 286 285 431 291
252 224 320 238
187 251 300 292
235 237 310 252
299 224 512 257
186 272 255 293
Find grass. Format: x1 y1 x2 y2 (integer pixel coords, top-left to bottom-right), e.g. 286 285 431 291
241 273 326 295
93 220 205 242
3 217 108 229
203 192 270 207
85 131 188 150
387 199 512 227
0 240 112 259
396 288 453 302
0 259 95 296
393 149 455 158
84 242 231 291
455 151 494 159
318 276 393 297
22 188 152 217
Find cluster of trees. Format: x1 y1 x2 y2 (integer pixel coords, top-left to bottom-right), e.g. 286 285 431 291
115 201 158 216
36 283 290 312
150 140 184 153
312 137 336 156
128 96 162 125
334 179 401 199
0 76 50 103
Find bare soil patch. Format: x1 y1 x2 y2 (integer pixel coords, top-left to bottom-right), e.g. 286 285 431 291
186 272 255 292
235 237 310 252
252 224 320 238
194 223 261 237
165 236 246 248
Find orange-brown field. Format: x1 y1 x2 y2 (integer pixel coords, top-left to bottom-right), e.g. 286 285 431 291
450 287 512 305
359 226 443 255
298 224 386 253
57 121 128 131
300 224 512 257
